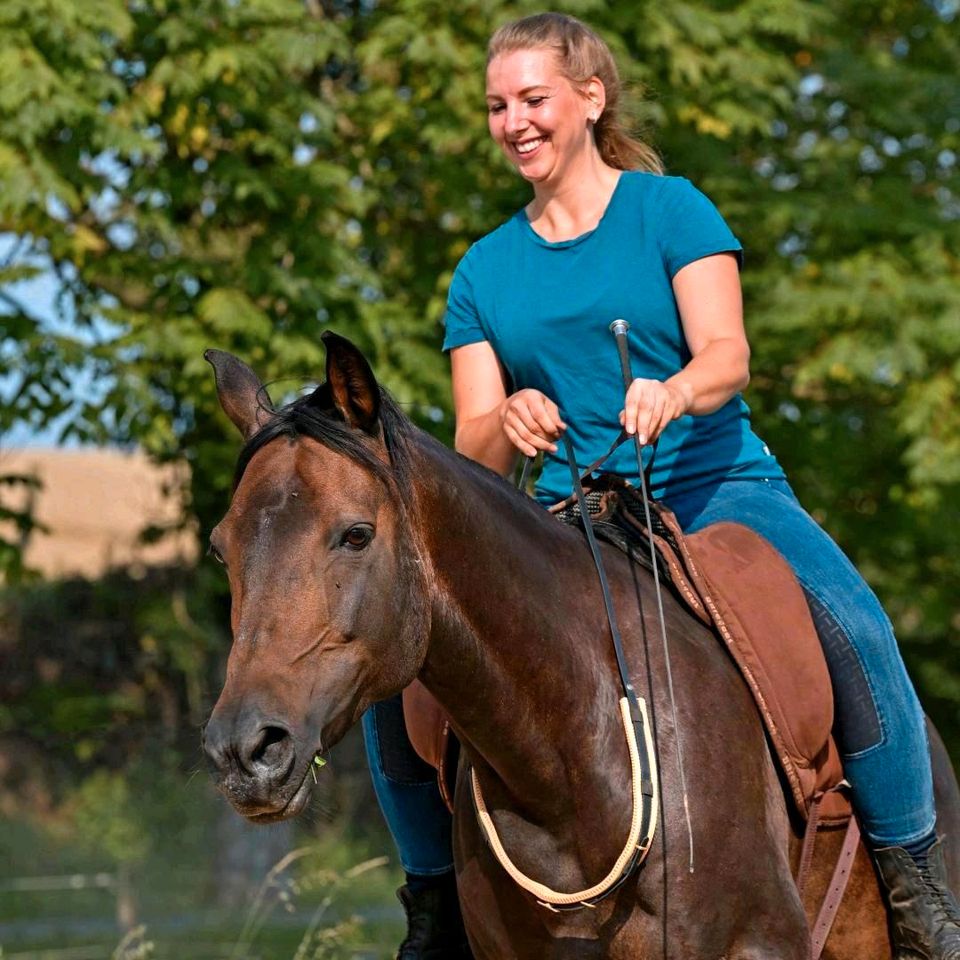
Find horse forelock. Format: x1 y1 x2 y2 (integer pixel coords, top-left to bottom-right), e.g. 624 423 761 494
232 385 416 498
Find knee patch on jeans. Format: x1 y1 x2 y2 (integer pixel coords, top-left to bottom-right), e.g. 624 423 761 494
372 695 438 785
804 591 884 755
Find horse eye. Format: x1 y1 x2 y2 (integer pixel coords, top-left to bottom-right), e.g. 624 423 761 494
341 525 374 550
207 543 226 566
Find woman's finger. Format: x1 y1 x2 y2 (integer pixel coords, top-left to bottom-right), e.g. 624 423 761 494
624 379 651 437
639 391 665 445
503 422 540 458
512 401 550 442
524 394 560 440
651 404 673 444
544 397 567 434
506 412 558 454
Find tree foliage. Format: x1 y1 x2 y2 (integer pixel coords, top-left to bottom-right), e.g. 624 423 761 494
1 0 958 738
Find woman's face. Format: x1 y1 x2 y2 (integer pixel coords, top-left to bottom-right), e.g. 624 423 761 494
486 48 598 186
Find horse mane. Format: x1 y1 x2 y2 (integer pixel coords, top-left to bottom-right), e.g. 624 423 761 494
233 379 556 533
233 383 417 496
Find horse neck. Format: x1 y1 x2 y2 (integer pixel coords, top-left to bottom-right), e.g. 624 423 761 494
408 435 624 812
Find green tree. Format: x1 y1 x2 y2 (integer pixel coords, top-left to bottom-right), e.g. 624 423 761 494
1 0 958 743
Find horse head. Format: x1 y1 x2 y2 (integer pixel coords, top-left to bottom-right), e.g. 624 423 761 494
201 332 430 822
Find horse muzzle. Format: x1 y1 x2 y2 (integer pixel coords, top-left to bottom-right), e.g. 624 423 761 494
202 707 312 822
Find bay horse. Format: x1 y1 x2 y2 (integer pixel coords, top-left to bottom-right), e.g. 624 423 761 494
202 332 960 958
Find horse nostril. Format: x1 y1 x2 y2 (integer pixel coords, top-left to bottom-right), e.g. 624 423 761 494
203 719 230 771
244 724 293 775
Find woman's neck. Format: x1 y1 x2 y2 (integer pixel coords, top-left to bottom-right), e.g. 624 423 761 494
526 152 622 243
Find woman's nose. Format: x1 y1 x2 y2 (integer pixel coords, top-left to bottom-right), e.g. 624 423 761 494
504 103 528 136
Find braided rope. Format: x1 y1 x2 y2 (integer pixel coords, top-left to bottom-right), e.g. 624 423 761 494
471 696 659 908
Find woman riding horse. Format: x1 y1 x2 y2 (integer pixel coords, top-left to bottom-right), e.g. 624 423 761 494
363 13 960 959
202 332 960 958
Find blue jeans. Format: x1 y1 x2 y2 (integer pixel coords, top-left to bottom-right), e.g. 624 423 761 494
365 478 936 872
362 698 454 876
665 477 935 846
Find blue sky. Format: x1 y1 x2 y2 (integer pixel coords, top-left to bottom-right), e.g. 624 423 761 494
1 234 114 450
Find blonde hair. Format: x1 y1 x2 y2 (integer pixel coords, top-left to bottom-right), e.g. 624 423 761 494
488 13 663 174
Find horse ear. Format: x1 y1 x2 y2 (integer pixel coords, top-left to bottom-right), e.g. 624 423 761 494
204 349 273 439
320 331 381 434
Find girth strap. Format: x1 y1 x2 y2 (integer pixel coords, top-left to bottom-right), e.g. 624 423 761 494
797 793 823 899
796 792 861 958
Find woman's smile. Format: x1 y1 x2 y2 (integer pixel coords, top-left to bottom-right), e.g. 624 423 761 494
513 136 547 158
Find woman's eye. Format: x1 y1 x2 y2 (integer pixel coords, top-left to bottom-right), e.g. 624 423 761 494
527 97 544 107
488 102 505 115
341 525 374 550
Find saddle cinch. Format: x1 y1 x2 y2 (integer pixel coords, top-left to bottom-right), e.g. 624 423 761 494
403 475 852 827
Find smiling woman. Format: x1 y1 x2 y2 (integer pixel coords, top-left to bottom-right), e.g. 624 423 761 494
485 15 660 191
485 48 605 190
360 10 960 960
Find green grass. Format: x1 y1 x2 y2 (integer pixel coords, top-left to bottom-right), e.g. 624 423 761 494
0 835 405 960
0 791 406 960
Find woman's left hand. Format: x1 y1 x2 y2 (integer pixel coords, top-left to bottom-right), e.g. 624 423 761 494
620 378 691 445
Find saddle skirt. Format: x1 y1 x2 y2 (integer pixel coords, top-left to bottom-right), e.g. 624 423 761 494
404 477 851 825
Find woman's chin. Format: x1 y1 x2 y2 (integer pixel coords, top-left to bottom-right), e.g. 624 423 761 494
516 162 554 184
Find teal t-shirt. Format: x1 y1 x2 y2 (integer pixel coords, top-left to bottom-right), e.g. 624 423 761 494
443 171 784 505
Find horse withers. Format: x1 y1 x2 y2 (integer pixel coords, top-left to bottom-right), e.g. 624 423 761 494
201 332 960 958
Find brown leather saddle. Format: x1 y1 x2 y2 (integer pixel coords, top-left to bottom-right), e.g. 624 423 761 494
404 475 851 826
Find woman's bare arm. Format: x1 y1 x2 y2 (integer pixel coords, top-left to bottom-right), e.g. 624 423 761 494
622 252 750 443
451 341 565 475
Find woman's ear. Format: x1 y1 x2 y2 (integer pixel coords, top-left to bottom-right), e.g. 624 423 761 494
585 76 606 122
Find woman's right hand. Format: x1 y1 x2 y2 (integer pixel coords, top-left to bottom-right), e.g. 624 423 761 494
499 389 567 458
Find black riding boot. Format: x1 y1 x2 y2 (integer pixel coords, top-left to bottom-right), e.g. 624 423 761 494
396 872 472 960
874 838 960 959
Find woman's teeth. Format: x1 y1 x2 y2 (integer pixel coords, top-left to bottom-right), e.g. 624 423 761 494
516 137 545 155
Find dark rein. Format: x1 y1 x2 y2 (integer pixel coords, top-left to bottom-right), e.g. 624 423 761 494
477 328 697 910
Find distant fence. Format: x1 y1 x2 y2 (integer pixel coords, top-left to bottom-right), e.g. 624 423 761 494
0 873 116 894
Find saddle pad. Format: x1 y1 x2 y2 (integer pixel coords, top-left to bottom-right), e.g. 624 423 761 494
681 520 850 824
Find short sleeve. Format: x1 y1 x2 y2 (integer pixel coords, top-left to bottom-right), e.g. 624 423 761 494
657 177 743 279
442 247 486 352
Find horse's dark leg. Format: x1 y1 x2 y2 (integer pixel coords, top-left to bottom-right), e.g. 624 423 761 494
684 753 812 960
453 762 542 960
453 758 661 959
928 717 960 889
639 609 812 960
454 726 813 959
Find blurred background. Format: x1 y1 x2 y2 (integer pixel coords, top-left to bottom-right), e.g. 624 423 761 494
1 0 958 957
